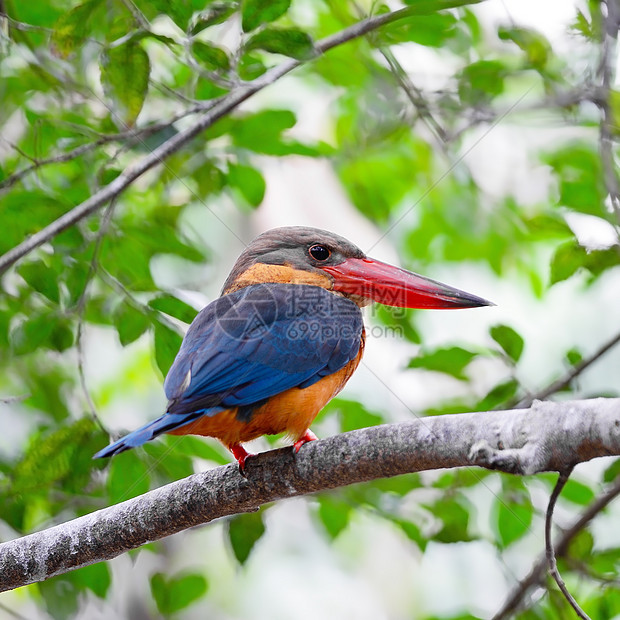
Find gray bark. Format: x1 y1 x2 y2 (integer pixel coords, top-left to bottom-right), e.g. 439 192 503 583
1 397 619 593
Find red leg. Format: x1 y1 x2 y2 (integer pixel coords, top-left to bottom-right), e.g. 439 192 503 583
293 429 318 453
228 443 253 474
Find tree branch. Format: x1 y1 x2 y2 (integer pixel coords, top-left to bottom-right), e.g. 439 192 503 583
0 397 619 593
0 2 479 275
545 468 591 620
516 330 620 408
493 472 620 619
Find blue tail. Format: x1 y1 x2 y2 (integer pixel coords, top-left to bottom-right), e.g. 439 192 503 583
93 411 204 458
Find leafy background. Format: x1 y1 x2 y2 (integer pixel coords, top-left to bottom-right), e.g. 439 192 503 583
1 0 620 618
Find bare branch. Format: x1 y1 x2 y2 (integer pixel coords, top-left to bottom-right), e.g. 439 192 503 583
545 469 591 619
0 397 619 593
0 3 475 274
517 330 620 408
493 475 620 619
598 0 620 225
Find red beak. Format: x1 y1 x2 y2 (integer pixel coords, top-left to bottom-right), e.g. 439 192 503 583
322 257 493 309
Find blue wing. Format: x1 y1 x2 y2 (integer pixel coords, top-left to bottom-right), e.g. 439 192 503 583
94 284 362 457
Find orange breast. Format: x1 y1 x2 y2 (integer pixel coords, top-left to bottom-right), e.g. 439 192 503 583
168 330 366 448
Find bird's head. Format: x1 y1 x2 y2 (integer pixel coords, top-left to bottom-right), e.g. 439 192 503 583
221 226 492 309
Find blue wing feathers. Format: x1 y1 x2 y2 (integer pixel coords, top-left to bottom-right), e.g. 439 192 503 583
95 284 362 457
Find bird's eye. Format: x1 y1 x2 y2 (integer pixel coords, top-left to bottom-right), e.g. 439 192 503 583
309 244 331 261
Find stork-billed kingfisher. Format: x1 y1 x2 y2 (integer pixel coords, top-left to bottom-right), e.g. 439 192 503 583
94 226 492 470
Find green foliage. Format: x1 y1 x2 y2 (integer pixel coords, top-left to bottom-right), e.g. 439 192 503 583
316 493 352 539
493 478 533 548
245 28 315 60
408 346 478 380
227 510 266 564
241 0 291 32
151 571 208 615
490 324 524 364
100 41 151 127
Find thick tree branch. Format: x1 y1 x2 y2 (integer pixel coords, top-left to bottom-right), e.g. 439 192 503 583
0 1 480 275
0 398 619 593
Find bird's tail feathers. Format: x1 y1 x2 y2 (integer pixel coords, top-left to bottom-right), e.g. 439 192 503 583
93 411 204 459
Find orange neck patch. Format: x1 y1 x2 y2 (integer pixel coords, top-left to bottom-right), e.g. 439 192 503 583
223 263 332 294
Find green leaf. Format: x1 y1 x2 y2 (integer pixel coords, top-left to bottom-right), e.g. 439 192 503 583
238 52 268 80
227 163 266 207
108 449 150 504
245 28 314 60
393 518 426 550
494 482 533 548
153 322 184 376
604 458 620 483
498 26 550 69
380 13 457 47
10 313 74 355
113 302 150 346
38 575 80 620
151 572 208 614
458 60 506 104
567 528 594 560
330 399 383 433
561 478 596 505
490 324 524 363
161 435 230 465
401 0 483 8
227 511 266 564
427 497 471 543
544 143 608 218
100 40 150 126
135 0 194 29
51 0 102 56
408 346 477 381
17 259 60 303
148 294 197 324
565 347 583 366
241 0 290 31
550 241 587 284
550 241 620 285
190 2 237 34
476 379 519 410
317 494 351 539
72 562 111 599
142 441 194 481
231 109 296 153
192 41 231 72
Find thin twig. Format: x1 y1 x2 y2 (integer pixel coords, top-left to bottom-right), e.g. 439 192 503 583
598 0 620 226
516 330 620 408
97 267 181 334
493 475 620 619
0 122 176 192
545 468 591 619
75 199 120 432
0 2 482 274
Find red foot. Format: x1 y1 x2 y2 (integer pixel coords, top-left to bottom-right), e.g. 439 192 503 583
228 443 254 475
293 429 319 453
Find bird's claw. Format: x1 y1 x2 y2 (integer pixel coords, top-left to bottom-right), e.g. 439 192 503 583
293 429 318 454
229 443 254 476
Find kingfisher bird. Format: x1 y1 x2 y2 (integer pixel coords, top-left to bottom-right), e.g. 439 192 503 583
94 226 492 470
